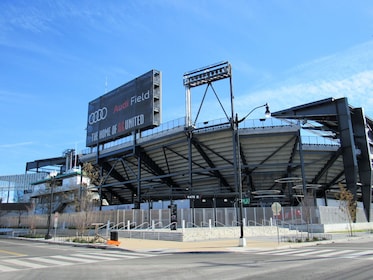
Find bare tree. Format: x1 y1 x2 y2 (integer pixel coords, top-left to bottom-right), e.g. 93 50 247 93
82 162 102 186
71 162 102 240
337 184 357 237
26 203 36 236
73 189 98 238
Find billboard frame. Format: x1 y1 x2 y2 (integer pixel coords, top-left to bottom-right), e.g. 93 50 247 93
86 70 161 147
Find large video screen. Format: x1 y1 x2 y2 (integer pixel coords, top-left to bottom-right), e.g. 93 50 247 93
86 70 161 147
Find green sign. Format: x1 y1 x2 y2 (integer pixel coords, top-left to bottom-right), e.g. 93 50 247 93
242 198 250 205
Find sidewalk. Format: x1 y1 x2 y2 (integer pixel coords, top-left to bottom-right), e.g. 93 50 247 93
114 232 373 253
10 231 372 253
116 237 277 253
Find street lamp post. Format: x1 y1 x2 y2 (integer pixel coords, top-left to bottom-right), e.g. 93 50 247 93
233 103 270 247
182 61 271 246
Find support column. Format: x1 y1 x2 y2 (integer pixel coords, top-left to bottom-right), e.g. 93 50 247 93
351 108 372 222
336 98 359 198
336 98 359 222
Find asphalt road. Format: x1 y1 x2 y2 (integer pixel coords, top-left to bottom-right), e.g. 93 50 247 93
0 238 372 279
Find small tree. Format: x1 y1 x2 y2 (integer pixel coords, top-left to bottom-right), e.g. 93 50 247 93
82 162 102 186
73 189 97 238
72 162 103 240
26 203 36 236
301 193 313 240
337 184 357 236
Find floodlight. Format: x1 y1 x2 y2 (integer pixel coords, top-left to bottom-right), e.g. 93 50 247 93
183 61 231 88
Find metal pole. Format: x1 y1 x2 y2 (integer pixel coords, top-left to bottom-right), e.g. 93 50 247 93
187 127 194 227
137 152 141 209
234 114 245 246
234 103 269 247
185 86 192 127
99 166 103 211
236 114 244 240
45 177 54 239
229 73 246 247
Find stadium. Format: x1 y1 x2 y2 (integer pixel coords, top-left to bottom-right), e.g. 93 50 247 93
1 62 372 240
80 62 372 219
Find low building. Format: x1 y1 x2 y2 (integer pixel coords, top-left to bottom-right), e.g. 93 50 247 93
28 169 99 214
0 173 47 203
23 149 100 215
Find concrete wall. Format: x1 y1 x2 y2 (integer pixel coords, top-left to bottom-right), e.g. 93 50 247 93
116 226 300 242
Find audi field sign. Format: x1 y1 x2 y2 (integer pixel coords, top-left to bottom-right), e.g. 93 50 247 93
86 70 161 147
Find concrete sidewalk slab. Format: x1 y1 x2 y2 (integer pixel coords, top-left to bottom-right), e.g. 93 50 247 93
114 233 373 253
116 237 283 253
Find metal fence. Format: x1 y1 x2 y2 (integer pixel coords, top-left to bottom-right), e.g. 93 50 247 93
0 206 326 230
3 205 370 235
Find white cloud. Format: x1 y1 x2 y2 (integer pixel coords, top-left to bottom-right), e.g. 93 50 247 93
234 40 373 118
237 70 373 117
0 142 33 149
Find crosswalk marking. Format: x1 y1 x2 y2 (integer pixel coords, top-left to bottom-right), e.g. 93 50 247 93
291 249 333 256
352 250 373 256
343 250 373 258
0 251 158 272
95 253 141 259
0 263 18 272
255 248 373 260
122 252 161 258
2 258 47 269
320 249 355 257
86 252 154 259
257 248 313 255
92 251 155 258
31 257 75 266
72 253 121 261
50 255 99 263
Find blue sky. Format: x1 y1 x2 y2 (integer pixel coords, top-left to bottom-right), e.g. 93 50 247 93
1 0 373 175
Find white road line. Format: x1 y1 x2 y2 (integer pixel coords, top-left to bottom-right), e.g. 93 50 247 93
0 251 158 273
91 253 141 259
321 250 356 257
269 249 314 256
123 252 157 258
50 255 98 263
257 248 373 260
72 253 121 261
291 249 333 256
256 249 296 255
0 264 18 272
98 251 156 258
31 256 74 266
344 250 373 258
353 250 373 256
2 258 47 269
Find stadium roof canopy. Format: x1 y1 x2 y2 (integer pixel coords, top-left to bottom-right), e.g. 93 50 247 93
79 97 372 221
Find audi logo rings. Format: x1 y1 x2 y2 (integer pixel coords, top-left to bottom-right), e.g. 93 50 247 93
89 107 108 124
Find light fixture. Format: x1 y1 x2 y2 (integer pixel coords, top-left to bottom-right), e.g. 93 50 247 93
265 103 271 118
183 61 231 88
238 103 271 123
